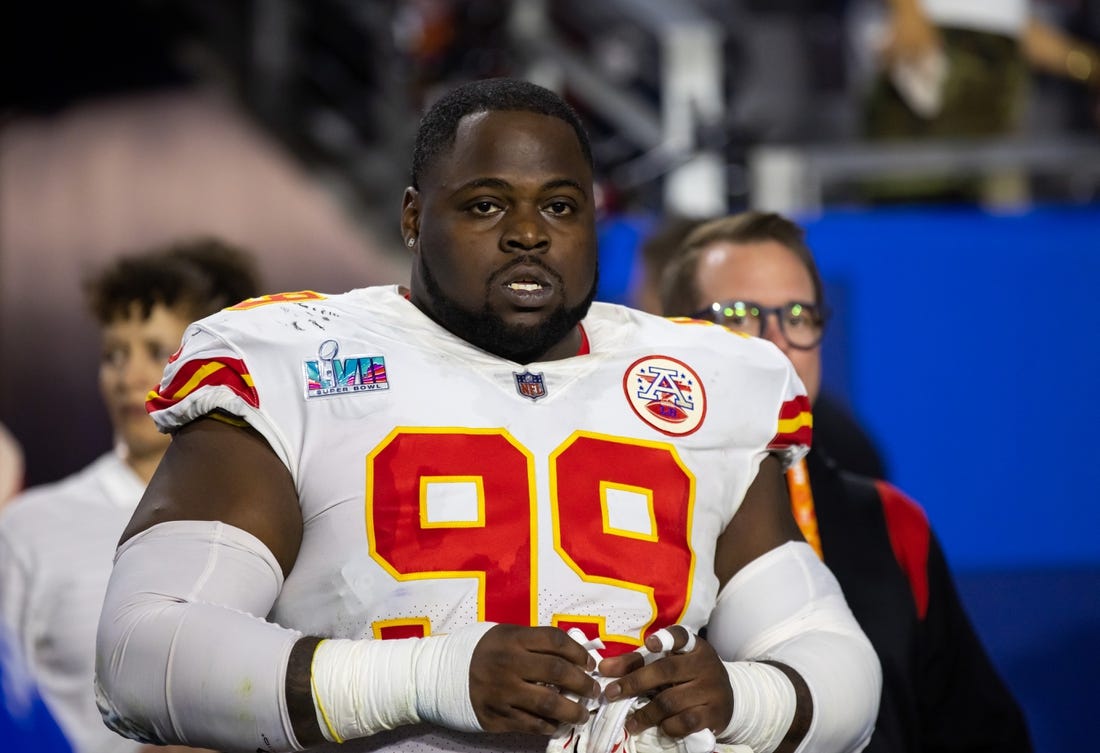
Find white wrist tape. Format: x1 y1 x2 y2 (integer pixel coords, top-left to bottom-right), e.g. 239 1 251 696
717 661 795 753
707 542 881 753
310 622 495 743
95 520 303 752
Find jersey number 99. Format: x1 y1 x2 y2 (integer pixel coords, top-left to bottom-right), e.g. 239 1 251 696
366 429 696 653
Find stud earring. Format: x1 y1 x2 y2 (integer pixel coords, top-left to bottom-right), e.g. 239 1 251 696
407 237 416 247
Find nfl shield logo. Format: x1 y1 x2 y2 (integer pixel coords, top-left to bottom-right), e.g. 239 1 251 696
513 370 547 401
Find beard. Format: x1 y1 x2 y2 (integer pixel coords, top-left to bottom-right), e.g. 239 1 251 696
419 254 598 364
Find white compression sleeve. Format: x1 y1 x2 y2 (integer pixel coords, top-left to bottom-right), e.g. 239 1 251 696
95 520 303 753
707 542 881 753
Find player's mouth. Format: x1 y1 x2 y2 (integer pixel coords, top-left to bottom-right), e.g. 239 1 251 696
498 265 556 308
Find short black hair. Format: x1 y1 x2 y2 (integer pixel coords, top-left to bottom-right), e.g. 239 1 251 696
411 77 593 189
85 237 261 324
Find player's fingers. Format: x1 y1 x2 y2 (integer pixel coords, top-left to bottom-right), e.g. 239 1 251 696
602 653 683 703
525 651 601 700
625 695 710 737
604 634 723 707
601 625 698 679
471 625 599 731
595 648 645 678
477 685 587 735
477 624 597 688
473 662 593 730
629 703 721 743
611 624 695 685
644 625 697 655
623 642 733 738
527 625 599 670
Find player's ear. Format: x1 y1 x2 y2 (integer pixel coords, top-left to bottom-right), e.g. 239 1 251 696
401 187 421 250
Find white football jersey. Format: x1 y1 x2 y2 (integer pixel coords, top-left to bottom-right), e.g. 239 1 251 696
149 285 811 753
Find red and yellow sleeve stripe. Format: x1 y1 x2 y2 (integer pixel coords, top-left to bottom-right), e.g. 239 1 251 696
768 394 813 449
146 357 259 413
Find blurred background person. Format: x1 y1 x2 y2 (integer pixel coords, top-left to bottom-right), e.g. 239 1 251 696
0 4 411 491
855 0 1100 202
0 423 24 509
0 238 260 753
630 214 708 317
1 622 74 753
660 210 1031 752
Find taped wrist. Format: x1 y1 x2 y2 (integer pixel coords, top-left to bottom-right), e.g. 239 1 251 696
707 542 881 753
310 622 496 743
717 661 795 753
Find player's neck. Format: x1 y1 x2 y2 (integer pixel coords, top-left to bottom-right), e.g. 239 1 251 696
534 325 587 362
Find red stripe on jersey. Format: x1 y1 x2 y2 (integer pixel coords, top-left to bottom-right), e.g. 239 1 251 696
146 357 259 413
576 324 590 355
876 480 931 619
777 393 812 420
768 394 813 449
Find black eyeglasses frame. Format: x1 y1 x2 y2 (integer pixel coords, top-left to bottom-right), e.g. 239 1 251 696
691 299 827 350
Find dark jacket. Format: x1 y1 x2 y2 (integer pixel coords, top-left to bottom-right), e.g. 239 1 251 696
807 447 1032 752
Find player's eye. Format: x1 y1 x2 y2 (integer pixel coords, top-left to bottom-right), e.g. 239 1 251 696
544 200 574 216
469 200 502 216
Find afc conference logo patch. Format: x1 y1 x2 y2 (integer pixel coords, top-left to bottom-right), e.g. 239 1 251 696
513 369 547 401
623 355 706 436
303 339 389 399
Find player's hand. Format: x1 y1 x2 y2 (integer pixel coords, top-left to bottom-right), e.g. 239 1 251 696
470 624 600 734
597 626 733 740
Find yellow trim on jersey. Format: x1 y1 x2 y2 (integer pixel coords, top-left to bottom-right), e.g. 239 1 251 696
667 317 751 338
372 617 432 639
599 481 658 542
419 475 486 529
551 614 641 650
548 430 697 644
365 426 538 627
227 290 327 310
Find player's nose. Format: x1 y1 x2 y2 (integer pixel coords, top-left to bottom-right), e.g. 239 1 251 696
501 204 550 253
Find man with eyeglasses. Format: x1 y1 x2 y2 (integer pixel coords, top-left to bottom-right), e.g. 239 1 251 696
660 210 1031 752
633 214 889 481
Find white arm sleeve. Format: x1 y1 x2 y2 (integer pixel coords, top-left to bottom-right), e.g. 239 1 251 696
94 520 304 753
708 542 881 753
96 520 497 752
